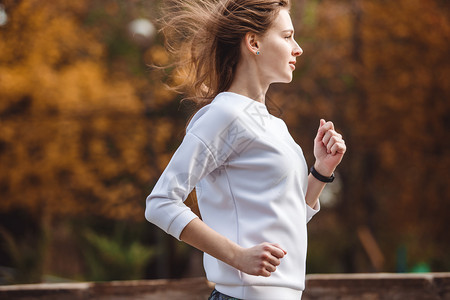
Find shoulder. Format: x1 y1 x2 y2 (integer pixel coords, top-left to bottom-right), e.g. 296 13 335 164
186 92 251 134
183 93 261 162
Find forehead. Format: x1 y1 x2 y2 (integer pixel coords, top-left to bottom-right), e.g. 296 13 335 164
270 9 294 31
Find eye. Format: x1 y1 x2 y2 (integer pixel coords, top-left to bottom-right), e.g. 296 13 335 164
285 35 292 39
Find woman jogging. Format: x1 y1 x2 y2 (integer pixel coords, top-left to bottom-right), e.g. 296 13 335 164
145 0 346 299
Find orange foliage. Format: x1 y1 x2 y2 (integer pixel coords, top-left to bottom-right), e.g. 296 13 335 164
278 0 450 271
0 0 163 220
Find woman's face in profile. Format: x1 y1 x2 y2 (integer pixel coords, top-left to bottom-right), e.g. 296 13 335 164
257 9 303 84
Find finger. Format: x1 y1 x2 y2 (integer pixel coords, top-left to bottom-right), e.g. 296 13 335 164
331 141 346 155
321 121 335 132
322 130 333 149
271 243 287 255
267 243 286 258
326 133 341 153
330 141 346 155
315 120 326 142
259 249 274 265
263 261 277 273
258 263 272 277
260 268 271 277
265 254 281 267
315 121 334 143
327 121 335 131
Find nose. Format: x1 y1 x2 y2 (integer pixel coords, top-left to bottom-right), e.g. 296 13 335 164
292 41 303 57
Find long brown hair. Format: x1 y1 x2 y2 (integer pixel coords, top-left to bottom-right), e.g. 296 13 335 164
160 0 290 110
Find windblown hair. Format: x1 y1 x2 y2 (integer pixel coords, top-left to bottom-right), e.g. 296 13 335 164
160 0 290 109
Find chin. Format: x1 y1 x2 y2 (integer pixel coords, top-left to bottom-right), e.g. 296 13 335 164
283 72 293 83
278 76 293 84
270 72 293 84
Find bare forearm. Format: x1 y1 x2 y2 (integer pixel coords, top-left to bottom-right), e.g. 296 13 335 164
305 161 334 208
179 217 287 277
180 218 241 268
305 173 327 209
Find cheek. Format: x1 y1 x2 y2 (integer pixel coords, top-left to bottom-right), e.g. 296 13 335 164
264 42 289 65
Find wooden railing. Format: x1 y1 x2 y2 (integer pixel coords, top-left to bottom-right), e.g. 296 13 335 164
1 273 449 299
304 273 450 300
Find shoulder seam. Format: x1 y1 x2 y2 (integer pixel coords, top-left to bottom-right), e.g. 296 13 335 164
186 132 219 168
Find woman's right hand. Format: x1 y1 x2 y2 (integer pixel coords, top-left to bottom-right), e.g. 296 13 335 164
233 242 287 277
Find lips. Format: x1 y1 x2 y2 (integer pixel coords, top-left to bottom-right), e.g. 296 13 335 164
289 61 296 70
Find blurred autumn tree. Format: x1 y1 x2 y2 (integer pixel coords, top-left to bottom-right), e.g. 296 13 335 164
0 0 186 282
0 0 156 221
0 0 449 284
279 0 450 272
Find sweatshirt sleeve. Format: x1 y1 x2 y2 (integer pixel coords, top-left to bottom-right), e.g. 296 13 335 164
306 200 320 223
145 133 218 240
145 104 241 240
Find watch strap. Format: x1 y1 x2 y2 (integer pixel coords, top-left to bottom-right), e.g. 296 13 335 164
310 166 335 183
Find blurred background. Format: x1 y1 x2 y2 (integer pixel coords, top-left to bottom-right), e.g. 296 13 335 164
0 0 449 285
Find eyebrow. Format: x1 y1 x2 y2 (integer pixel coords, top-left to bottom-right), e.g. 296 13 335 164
282 29 294 34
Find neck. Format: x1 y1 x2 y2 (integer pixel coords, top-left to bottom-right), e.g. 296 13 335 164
226 56 269 104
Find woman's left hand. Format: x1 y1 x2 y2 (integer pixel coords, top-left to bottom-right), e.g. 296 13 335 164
313 119 346 176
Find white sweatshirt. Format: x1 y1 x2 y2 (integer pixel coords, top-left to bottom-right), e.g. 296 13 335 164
145 92 319 299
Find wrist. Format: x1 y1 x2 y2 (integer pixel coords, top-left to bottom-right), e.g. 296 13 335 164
310 165 335 183
313 162 334 177
227 241 243 269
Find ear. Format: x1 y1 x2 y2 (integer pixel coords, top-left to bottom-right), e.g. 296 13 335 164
244 32 260 55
